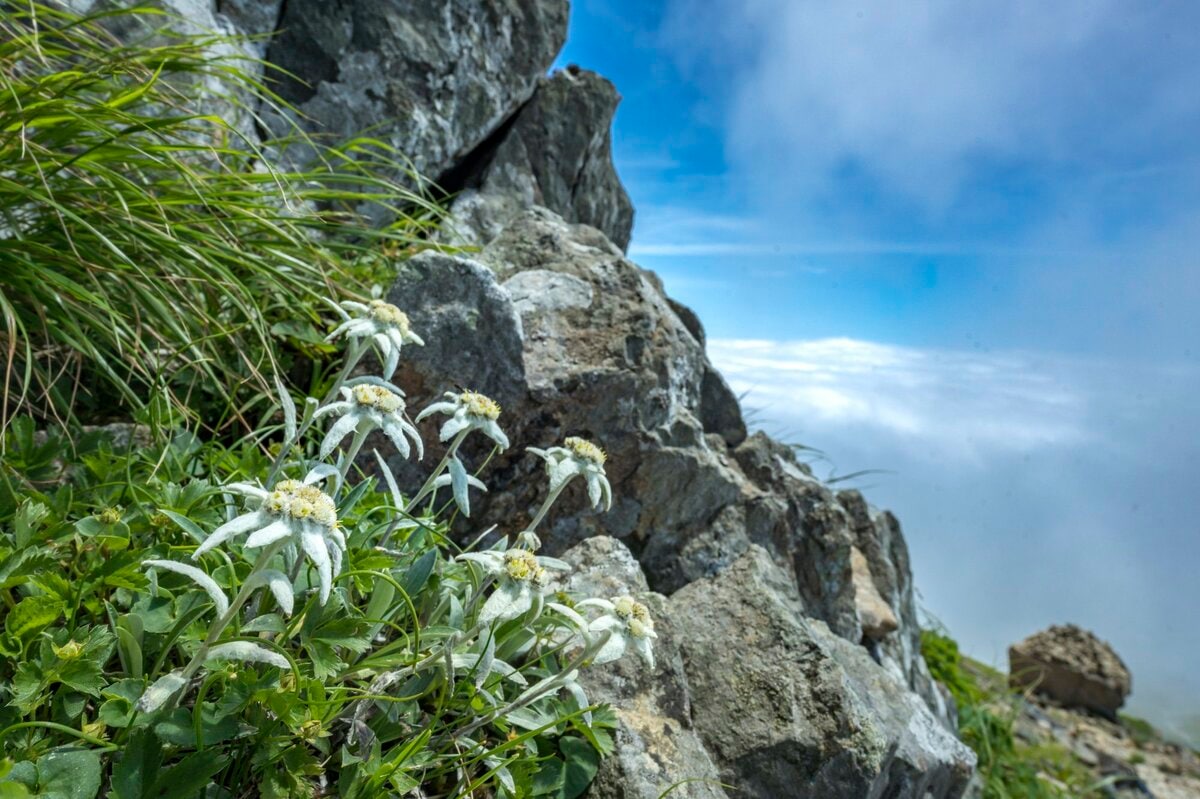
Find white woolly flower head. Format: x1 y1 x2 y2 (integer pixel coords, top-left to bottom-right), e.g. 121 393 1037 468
193 469 345 604
527 435 612 511
327 299 424 378
314 379 423 461
577 595 657 668
416 389 509 450
458 546 569 624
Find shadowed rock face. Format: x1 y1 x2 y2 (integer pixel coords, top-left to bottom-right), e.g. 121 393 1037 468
264 0 568 182
382 207 954 732
445 66 635 251
1009 624 1132 718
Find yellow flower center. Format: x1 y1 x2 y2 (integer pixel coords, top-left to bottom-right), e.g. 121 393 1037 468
613 595 652 631
565 436 606 465
368 299 411 332
352 384 404 413
266 482 337 527
629 617 653 639
504 549 539 582
461 390 501 420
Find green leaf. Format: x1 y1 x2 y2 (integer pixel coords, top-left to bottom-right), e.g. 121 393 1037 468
110 729 163 799
558 737 600 799
0 782 33 798
531 757 565 796
241 613 285 634
155 707 239 747
14 501 50 547
303 639 343 681
311 618 371 652
117 611 145 676
129 595 175 635
9 662 47 714
0 550 58 592
0 750 102 799
152 751 225 799
156 511 207 545
4 597 63 642
402 548 437 598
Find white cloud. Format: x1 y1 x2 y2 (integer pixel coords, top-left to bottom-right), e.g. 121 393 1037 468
710 338 1091 463
661 0 1200 211
706 335 1200 738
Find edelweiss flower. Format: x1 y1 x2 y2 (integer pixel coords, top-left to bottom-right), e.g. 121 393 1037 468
314 381 424 460
528 436 612 511
194 471 345 603
459 547 569 624
327 299 424 378
416 389 509 449
578 595 657 668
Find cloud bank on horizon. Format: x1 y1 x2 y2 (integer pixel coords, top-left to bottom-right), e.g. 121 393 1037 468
707 337 1200 736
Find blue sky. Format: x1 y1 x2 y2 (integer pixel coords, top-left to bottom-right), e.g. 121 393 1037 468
558 1 1200 738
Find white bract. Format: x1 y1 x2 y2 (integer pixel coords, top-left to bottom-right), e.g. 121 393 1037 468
316 382 423 460
194 470 345 604
416 389 510 450
142 559 230 616
459 547 569 624
528 436 612 511
578 595 657 668
327 299 424 378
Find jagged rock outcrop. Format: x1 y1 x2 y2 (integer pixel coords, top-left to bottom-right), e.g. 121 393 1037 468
263 0 569 185
445 65 635 250
1009 624 1132 718
383 207 953 732
561 538 975 798
561 537 727 799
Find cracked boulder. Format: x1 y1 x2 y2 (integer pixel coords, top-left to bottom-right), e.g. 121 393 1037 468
670 547 976 798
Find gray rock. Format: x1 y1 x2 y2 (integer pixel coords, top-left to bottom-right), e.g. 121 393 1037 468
263 0 568 183
216 0 283 56
561 538 728 799
74 0 267 143
1008 624 1132 718
446 66 635 250
670 547 976 798
386 251 527 410
383 209 946 721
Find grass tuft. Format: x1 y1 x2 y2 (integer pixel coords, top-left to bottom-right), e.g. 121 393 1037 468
0 2 444 437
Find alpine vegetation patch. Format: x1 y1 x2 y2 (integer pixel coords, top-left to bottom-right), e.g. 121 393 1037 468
0 296 653 798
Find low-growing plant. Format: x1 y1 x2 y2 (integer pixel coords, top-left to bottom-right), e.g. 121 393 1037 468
0 299 654 798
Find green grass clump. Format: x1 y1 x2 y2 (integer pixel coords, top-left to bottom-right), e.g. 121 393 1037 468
922 629 1113 799
1119 713 1158 748
0 2 442 435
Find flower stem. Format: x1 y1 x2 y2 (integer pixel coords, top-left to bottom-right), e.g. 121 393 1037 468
265 339 367 488
453 630 611 740
336 424 371 490
525 484 565 536
408 429 470 508
173 539 290 695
